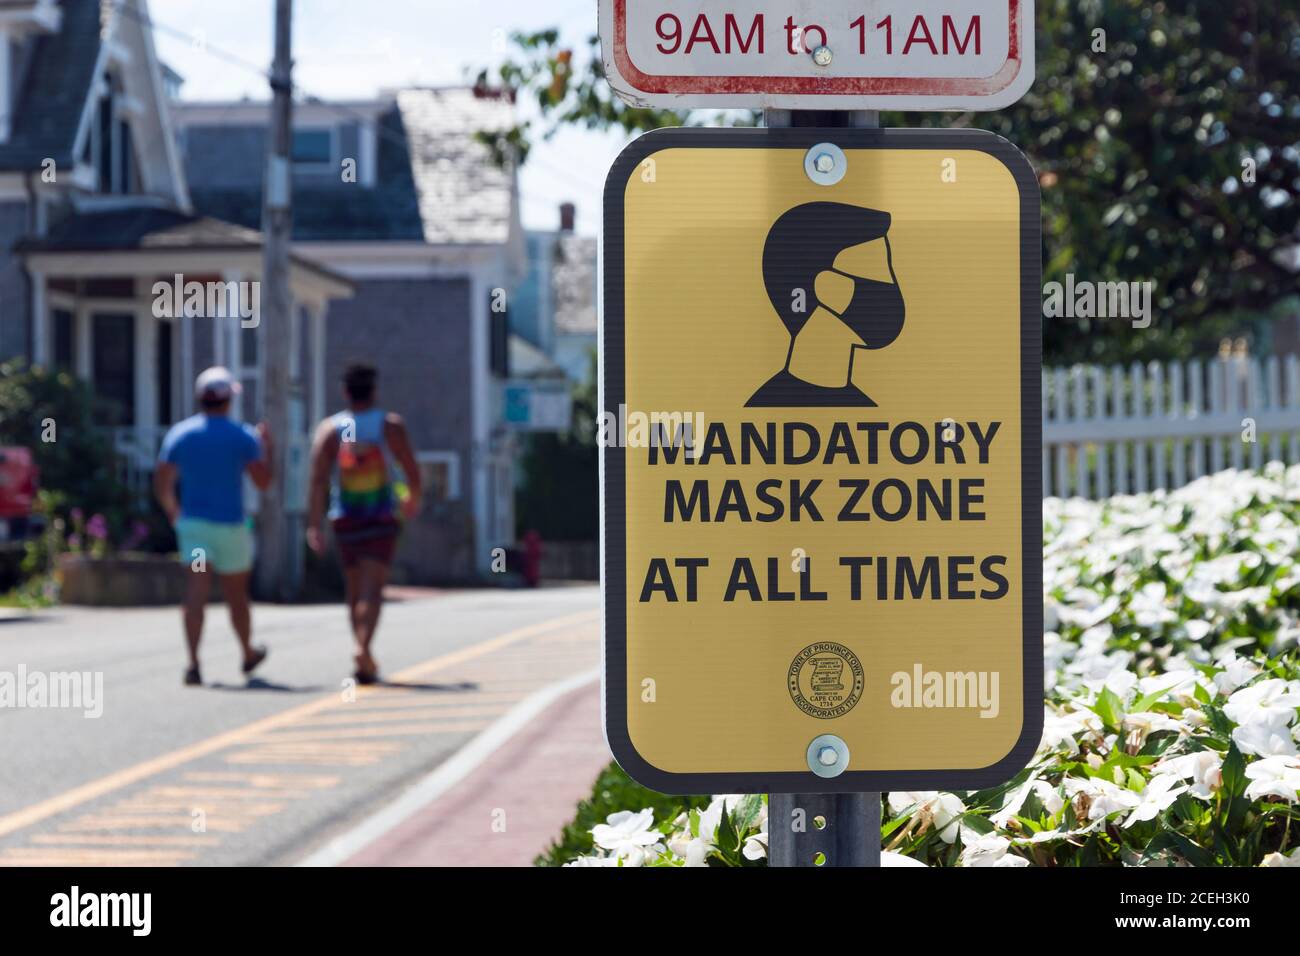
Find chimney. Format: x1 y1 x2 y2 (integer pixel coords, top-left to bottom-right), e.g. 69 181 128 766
559 202 576 233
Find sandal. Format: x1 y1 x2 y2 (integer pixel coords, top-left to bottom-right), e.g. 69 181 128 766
242 645 269 675
183 666 202 686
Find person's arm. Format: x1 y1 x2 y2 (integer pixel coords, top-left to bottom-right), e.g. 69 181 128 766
305 419 339 552
153 461 181 525
246 422 273 491
384 413 423 518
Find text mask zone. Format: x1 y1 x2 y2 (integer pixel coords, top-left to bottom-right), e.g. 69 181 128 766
637 417 1014 605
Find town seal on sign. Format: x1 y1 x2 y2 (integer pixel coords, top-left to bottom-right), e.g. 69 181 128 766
788 642 864 718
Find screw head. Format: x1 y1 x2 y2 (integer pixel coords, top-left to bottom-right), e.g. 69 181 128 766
812 45 833 67
817 746 838 766
814 152 835 174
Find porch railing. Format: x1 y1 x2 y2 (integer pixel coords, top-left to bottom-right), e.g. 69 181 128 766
109 425 308 513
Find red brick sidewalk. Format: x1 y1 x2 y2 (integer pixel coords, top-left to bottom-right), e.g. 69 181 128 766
340 678 608 866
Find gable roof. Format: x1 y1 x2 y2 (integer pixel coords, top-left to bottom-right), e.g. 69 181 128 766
0 0 104 171
183 87 520 247
396 87 516 245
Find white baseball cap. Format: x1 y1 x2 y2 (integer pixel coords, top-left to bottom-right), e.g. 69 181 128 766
195 366 242 401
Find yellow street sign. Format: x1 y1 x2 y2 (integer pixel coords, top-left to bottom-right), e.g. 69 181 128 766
602 128 1042 793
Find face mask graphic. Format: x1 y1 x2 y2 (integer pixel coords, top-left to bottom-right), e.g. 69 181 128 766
748 202 905 408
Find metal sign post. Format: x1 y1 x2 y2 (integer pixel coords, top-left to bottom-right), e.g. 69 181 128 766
598 2 1042 871
766 107 881 869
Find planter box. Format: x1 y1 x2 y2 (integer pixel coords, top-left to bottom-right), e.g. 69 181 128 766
58 553 186 607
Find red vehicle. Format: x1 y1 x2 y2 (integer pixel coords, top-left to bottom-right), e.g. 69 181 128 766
0 447 39 543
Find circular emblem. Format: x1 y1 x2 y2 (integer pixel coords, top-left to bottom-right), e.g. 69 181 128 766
788 642 864 719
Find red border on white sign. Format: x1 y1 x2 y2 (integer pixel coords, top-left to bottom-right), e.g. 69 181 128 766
601 1 1035 111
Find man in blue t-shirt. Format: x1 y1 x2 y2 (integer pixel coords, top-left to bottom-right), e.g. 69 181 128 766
154 367 274 686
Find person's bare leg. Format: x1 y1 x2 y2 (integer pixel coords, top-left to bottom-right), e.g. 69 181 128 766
354 558 389 675
343 563 361 636
219 571 256 662
182 568 212 670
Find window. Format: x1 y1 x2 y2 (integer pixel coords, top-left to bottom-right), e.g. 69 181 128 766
156 321 174 426
91 313 135 426
291 128 333 166
417 451 461 506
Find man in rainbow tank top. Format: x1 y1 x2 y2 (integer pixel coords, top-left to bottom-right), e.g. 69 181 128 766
306 364 422 683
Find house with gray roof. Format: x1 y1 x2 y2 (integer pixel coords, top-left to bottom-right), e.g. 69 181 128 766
172 87 529 582
0 1 351 505
0 1 526 584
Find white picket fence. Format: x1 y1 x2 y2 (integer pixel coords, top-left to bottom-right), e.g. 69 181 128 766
1043 354 1300 499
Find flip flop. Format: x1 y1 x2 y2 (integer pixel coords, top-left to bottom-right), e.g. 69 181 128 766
242 645 269 675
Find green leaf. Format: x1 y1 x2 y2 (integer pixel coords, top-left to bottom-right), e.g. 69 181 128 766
1089 686 1125 732
1220 743 1247 802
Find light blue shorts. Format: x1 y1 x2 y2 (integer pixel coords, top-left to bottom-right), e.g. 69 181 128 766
176 517 254 575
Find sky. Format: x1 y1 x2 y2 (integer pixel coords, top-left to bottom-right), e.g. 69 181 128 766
151 0 629 235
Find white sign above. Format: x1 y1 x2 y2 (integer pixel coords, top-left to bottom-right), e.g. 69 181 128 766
600 1 1035 111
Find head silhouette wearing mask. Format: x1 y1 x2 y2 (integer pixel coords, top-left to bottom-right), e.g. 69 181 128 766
746 202 905 407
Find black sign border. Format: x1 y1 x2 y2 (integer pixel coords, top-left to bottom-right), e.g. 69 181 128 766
602 127 1043 794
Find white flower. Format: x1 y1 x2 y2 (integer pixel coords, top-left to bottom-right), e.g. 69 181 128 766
667 797 728 866
1260 848 1300 867
1233 718 1299 757
564 854 619 867
591 809 664 865
1154 750 1222 799
882 850 927 867
1244 756 1300 802
1224 679 1300 727
1214 656 1262 695
1123 774 1188 827
887 791 966 843
1063 776 1142 821
959 834 1030 867
741 831 767 861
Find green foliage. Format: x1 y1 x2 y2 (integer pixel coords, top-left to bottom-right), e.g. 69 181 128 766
515 351 599 541
0 360 131 522
479 3 1300 365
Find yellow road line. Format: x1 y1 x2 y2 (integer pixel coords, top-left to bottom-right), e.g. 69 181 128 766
0 850 196 866
181 771 340 788
31 834 221 847
0 609 597 839
294 705 509 726
247 721 492 742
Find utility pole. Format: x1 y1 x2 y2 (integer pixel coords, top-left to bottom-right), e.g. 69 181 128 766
255 0 297 601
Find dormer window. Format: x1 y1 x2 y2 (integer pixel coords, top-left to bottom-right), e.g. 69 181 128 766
83 72 137 194
291 127 335 169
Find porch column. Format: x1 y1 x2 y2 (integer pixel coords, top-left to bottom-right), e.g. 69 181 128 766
179 296 194 417
134 285 158 438
30 269 48 366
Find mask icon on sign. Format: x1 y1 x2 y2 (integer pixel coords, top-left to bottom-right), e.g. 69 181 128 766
746 202 905 407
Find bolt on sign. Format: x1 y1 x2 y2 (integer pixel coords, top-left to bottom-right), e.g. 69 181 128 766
602 128 1042 792
599 0 1035 111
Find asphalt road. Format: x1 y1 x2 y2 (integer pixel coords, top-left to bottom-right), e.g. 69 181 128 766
0 585 600 866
